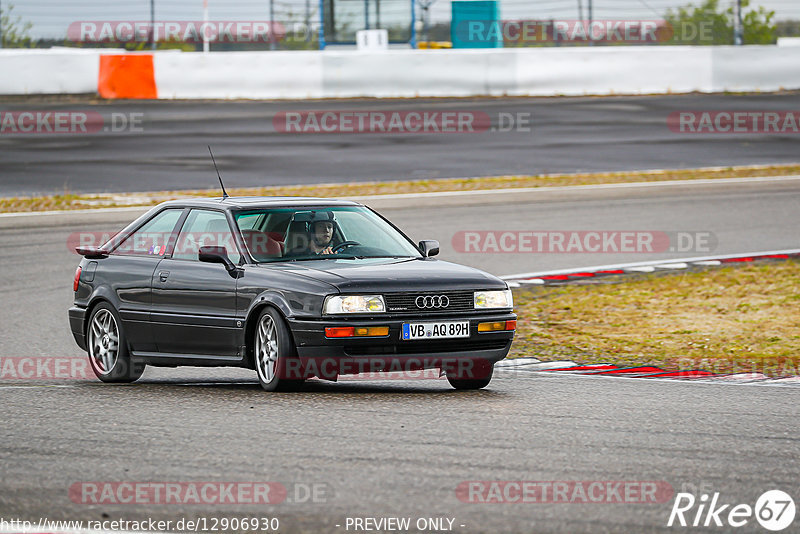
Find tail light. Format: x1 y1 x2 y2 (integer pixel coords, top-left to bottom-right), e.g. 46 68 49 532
73 266 82 292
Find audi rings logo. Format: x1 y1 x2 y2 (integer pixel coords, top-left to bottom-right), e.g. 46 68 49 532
415 295 450 309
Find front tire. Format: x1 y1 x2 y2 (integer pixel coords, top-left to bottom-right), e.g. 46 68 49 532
86 303 144 383
447 362 494 390
254 308 304 392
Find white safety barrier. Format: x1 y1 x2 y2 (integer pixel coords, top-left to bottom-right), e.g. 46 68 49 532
1 45 799 99
154 51 324 99
710 46 800 92
514 46 714 95
0 48 119 95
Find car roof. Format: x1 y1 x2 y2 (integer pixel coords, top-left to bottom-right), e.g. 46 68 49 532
158 196 363 210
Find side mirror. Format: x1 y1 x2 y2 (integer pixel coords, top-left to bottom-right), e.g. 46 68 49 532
419 240 440 258
199 246 238 274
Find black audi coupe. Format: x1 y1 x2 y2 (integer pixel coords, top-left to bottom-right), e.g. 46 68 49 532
69 197 516 391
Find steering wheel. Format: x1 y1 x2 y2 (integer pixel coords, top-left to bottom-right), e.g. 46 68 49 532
332 241 361 253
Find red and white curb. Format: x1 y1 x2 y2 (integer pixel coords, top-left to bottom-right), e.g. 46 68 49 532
502 249 800 286
495 358 800 387
500 249 800 384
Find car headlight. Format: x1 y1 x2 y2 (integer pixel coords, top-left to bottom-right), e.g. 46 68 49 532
324 295 386 314
474 289 513 309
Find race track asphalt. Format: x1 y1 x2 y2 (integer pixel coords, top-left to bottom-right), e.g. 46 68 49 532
1 93 799 196
0 179 798 533
2 91 799 533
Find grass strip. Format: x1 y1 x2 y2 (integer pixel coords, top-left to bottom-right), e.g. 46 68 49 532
2 163 799 213
509 260 800 377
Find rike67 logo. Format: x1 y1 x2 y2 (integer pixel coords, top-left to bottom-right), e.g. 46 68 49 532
667 490 795 531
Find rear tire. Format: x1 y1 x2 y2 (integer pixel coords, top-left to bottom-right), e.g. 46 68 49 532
253 308 304 392
86 302 144 383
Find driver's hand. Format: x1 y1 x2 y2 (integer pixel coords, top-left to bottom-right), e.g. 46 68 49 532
320 247 333 255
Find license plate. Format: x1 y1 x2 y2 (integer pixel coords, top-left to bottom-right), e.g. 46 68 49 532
401 321 470 340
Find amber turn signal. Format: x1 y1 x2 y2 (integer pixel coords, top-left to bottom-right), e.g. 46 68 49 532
478 320 516 332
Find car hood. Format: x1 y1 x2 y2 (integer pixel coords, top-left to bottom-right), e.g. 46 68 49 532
253 257 506 293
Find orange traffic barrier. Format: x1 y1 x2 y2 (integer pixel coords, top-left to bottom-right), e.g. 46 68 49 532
98 55 157 99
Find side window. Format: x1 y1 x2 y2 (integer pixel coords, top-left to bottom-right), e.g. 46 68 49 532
173 210 241 263
264 212 293 235
236 213 262 231
113 209 182 257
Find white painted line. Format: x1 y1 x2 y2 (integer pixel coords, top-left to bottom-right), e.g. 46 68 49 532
517 279 545 285
351 174 800 201
771 376 800 383
708 373 769 381
653 262 689 269
625 266 656 272
495 357 544 367
516 371 800 387
692 260 722 266
524 361 579 370
503 248 800 280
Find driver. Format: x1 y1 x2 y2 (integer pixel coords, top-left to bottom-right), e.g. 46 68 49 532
308 219 334 255
288 211 336 256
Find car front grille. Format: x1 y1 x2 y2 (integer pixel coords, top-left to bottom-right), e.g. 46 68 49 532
383 290 475 315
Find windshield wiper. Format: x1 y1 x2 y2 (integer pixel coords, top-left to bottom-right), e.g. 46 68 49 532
280 255 416 263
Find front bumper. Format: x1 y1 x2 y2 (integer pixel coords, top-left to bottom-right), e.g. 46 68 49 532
286 312 515 379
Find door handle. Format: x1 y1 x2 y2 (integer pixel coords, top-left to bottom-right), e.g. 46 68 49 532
159 271 170 282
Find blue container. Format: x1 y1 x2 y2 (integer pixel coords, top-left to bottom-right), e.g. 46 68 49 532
451 0 503 48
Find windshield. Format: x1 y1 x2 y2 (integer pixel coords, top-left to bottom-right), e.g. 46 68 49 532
234 206 422 262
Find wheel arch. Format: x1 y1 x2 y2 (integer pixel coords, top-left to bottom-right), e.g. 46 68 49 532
243 292 296 368
83 290 117 338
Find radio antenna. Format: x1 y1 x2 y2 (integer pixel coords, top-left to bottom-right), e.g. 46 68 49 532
208 145 229 200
